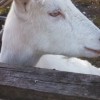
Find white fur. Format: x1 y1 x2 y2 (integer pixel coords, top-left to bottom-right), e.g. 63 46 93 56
0 0 100 75
36 55 100 76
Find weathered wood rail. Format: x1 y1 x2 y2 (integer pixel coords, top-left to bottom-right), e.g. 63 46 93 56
0 0 12 7
0 16 6 21
0 63 100 100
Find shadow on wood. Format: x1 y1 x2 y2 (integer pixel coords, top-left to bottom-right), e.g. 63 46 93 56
0 63 100 100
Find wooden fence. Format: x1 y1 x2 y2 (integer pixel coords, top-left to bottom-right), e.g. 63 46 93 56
0 63 100 100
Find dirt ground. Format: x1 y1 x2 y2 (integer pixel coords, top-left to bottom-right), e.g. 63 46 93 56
0 0 100 67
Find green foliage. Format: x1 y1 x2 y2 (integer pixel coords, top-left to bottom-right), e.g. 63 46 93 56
0 7 10 15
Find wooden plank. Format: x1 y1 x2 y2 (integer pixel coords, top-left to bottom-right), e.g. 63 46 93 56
0 16 6 21
0 0 12 7
0 63 100 100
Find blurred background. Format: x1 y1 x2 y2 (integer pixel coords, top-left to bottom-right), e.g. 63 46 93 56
0 0 100 67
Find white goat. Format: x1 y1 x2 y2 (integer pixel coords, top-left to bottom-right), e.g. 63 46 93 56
36 55 100 76
0 0 100 75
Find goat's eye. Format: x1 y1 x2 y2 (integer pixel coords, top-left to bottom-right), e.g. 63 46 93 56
48 11 62 17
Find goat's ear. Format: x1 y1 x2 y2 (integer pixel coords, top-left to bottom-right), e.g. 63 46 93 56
14 0 30 12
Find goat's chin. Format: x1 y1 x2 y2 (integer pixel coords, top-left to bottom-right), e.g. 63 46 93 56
83 48 100 58
81 53 100 58
65 52 100 58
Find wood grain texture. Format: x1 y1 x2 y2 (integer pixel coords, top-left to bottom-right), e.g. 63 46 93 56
0 63 100 100
0 0 12 7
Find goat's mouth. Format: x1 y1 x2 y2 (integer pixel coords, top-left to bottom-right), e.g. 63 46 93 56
85 47 100 54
